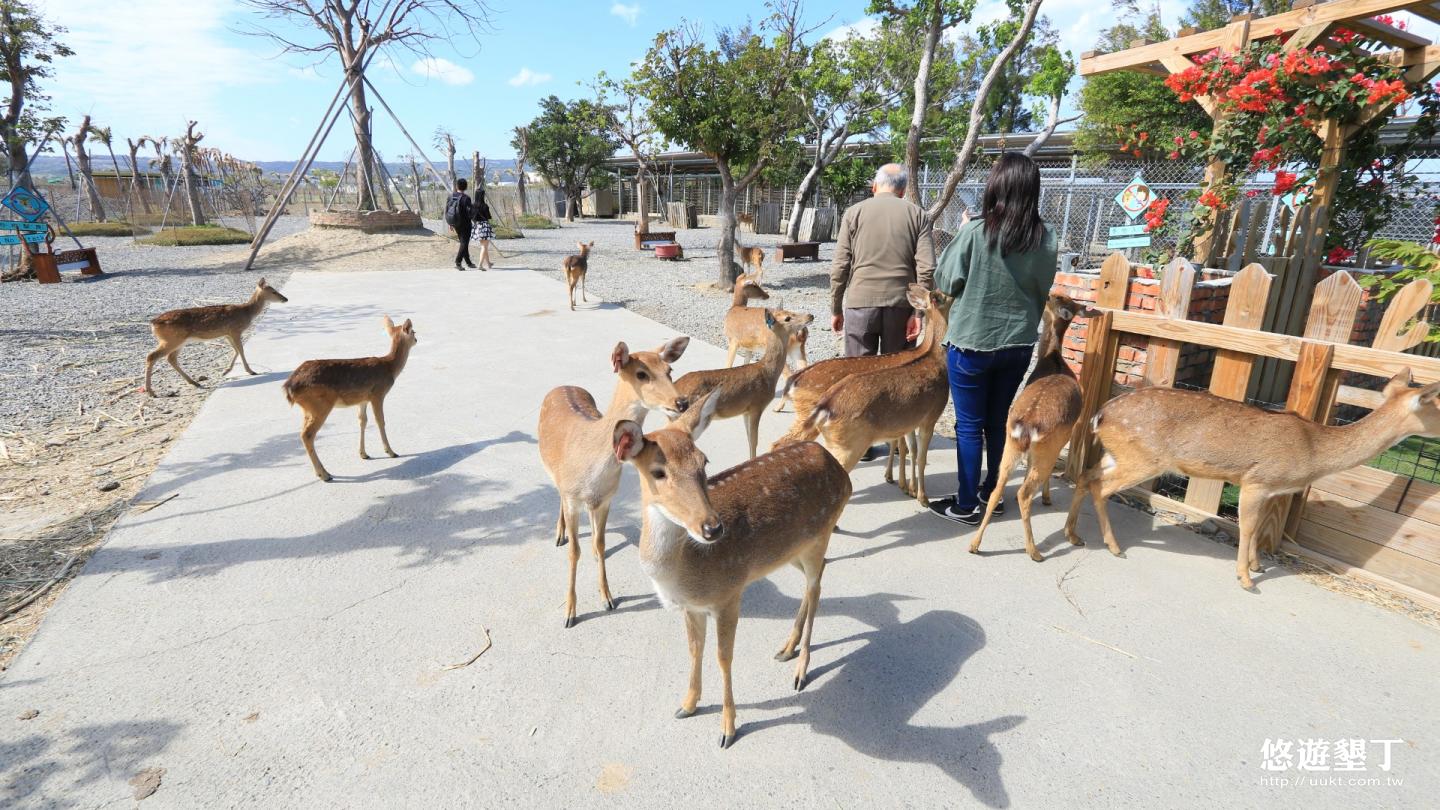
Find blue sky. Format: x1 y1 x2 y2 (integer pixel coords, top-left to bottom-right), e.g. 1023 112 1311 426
36 0 1436 165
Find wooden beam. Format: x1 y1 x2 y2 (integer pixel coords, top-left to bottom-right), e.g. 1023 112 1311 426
1081 0 1427 76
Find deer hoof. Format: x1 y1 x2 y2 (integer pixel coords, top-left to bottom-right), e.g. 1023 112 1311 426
674 707 695 719
1110 549 1126 559
360 452 371 460
386 450 398 458
968 543 982 555
1028 551 1045 563
604 598 616 611
719 733 734 749
318 473 333 483
1238 578 1259 594
774 649 797 662
793 674 807 691
1067 535 1085 547
555 534 567 547
564 615 576 629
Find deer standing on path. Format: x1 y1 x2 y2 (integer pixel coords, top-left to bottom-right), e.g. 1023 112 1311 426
677 309 814 459
564 241 595 311
538 337 691 628
143 278 288 395
1066 369 1440 590
722 273 770 367
282 316 417 482
613 390 852 749
969 294 1085 561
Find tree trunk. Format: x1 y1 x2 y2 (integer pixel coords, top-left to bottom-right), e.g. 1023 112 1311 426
565 189 576 221
445 146 456 188
127 142 152 215
179 123 207 226
10 139 31 191
105 144 127 220
409 157 422 215
517 168 528 214
716 162 741 286
348 76 378 211
636 166 651 234
905 3 942 205
71 120 106 222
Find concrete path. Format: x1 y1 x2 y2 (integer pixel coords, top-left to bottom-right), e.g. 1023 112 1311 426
3 267 1438 808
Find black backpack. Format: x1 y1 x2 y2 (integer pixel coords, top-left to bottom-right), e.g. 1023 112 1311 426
444 192 463 226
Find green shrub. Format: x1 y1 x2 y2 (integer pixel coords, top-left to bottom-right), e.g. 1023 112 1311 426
517 213 558 230
136 225 253 246
492 223 524 239
65 221 150 237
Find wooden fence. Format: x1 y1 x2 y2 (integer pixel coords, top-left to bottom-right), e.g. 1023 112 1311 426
1065 253 1440 608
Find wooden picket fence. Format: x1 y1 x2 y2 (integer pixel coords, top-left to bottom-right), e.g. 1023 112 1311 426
1065 253 1440 608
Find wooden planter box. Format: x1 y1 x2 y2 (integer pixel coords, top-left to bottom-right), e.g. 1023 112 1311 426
30 252 60 284
774 241 820 263
635 230 677 249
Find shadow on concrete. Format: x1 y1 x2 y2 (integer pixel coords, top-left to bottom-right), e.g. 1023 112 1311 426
0 719 184 806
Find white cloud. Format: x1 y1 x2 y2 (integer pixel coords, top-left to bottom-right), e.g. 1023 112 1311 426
821 17 880 42
508 67 553 87
410 57 475 86
610 2 641 26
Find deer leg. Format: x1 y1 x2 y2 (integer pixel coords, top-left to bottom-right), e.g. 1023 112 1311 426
568 278 576 312
299 403 334 482
1235 488 1269 592
725 341 739 368
912 427 933 505
357 402 370 459
370 396 398 458
884 441 896 484
676 608 706 719
744 408 761 460
167 350 202 388
590 502 616 611
1088 457 1159 559
793 550 826 691
229 333 257 375
775 561 808 663
970 438 1021 555
554 506 567 547
143 344 170 395
715 601 741 749
581 272 588 302
563 499 583 628
1017 466 1045 563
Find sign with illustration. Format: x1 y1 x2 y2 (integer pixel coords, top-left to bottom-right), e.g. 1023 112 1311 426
1114 174 1153 221
1 186 50 221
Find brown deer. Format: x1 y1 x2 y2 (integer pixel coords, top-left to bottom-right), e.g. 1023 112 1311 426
722 273 770 367
282 316 417 482
563 241 595 311
676 309 813 459
736 245 766 284
798 286 951 505
613 390 851 749
1066 369 1440 590
143 278 288 395
538 336 691 628
969 294 1085 561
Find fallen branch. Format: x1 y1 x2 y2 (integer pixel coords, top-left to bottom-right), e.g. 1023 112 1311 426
0 553 79 622
1050 624 1136 659
131 492 179 514
442 627 493 670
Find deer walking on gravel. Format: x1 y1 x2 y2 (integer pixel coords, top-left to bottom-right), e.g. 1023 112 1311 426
564 241 595 311
282 316 417 482
677 309 813 459
736 245 766 285
969 294 1085 561
143 278 288 395
538 337 691 628
1066 369 1440 590
613 390 852 749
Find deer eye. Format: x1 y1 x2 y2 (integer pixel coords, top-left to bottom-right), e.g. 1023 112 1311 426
652 469 667 480
636 370 650 381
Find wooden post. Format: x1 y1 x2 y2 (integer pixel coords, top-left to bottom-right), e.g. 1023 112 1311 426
1141 257 1197 388
1186 19 1250 268
1184 263 1273 511
1065 253 1132 480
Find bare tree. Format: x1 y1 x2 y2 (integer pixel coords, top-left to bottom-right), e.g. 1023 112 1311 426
239 0 492 210
595 73 661 234
88 123 126 218
470 149 481 191
68 114 105 221
433 126 456 188
510 125 529 215
125 136 151 214
141 135 174 213
177 121 206 225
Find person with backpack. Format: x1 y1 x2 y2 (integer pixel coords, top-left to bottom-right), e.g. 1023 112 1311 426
445 178 475 270
471 184 496 271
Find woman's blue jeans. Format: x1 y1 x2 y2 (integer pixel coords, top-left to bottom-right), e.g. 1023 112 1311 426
946 344 1032 511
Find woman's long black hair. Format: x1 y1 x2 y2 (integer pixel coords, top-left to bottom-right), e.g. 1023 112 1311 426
981 152 1045 257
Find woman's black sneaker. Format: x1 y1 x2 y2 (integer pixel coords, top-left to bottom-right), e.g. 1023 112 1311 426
929 496 985 525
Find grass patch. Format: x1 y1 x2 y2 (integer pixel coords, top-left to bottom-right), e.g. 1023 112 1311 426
136 225 252 246
492 223 524 239
65 221 151 237
1370 436 1440 484
517 213 558 230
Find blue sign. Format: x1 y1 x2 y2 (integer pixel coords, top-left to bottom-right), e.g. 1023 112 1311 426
0 232 49 245
0 220 48 232
1 186 49 221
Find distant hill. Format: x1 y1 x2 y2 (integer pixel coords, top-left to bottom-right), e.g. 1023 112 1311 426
22 155 519 180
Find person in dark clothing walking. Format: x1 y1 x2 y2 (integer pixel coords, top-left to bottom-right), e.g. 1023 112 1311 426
449 178 476 270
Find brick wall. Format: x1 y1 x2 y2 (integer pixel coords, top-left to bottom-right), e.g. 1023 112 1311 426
310 209 423 233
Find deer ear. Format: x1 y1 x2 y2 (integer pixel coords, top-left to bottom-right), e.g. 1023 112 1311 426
1418 381 1440 405
658 335 689 363
611 341 631 373
401 318 413 332
671 388 720 440
613 421 645 462
1384 369 1415 397
383 315 396 332
257 277 267 287
906 284 929 310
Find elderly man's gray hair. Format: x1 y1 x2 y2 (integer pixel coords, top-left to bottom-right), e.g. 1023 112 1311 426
873 163 908 194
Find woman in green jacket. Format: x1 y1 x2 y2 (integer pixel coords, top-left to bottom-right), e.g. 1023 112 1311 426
929 153 1059 525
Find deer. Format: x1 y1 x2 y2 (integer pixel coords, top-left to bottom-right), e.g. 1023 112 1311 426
969 294 1085 562
676 309 814 460
538 336 691 628
723 274 812 384
736 245 766 284
1065 369 1440 591
282 316 417 482
796 286 951 505
563 241 595 311
143 277 288 396
613 389 852 749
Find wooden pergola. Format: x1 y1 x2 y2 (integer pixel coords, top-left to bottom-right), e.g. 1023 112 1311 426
1080 0 1440 278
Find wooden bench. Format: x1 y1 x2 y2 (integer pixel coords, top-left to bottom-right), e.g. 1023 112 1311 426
634 230 677 249
774 241 820 264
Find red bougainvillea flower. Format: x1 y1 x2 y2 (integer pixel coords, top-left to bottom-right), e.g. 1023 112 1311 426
1333 27 1356 44
1168 150 1180 159
1143 198 1170 233
1246 190 1258 198
1273 171 1298 196
1326 246 1355 264
1198 189 1226 209
1189 130 1200 139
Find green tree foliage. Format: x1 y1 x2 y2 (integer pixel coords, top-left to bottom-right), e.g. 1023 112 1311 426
0 1 71 190
635 2 808 283
1074 0 1210 161
523 95 619 222
1179 0 1289 32
955 16 1062 134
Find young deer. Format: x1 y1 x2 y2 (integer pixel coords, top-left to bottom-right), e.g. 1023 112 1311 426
563 241 596 311
676 309 814 459
722 273 771 367
969 294 1084 561
787 286 951 505
282 316 417 482
1066 369 1440 590
143 277 288 395
538 336 691 628
736 245 765 285
613 390 852 749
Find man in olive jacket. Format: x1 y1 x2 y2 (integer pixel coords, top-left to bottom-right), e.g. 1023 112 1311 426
829 163 936 356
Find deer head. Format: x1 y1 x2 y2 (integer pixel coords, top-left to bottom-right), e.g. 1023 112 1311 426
612 337 691 417
614 390 723 543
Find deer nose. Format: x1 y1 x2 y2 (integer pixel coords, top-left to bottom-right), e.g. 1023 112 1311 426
674 397 690 413
701 519 723 541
